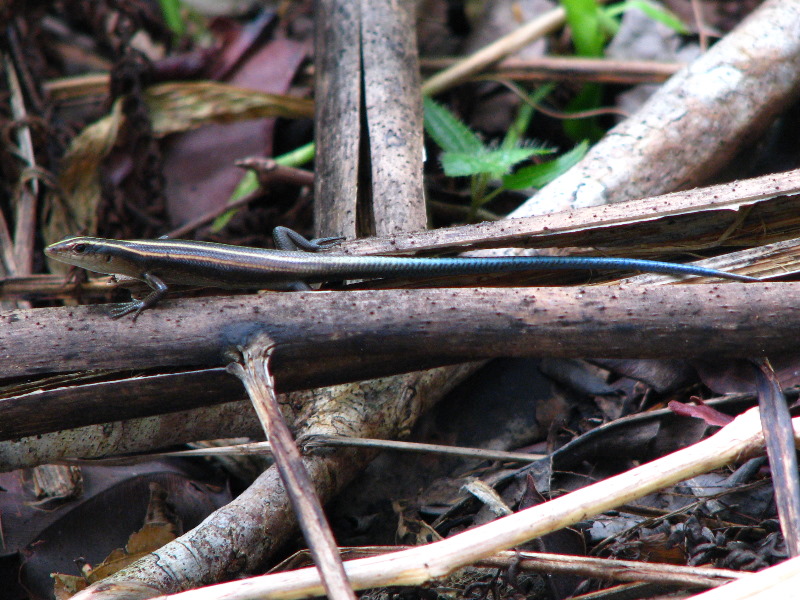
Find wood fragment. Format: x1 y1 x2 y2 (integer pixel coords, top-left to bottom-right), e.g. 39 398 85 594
753 359 800 557
313 0 361 239
339 169 800 256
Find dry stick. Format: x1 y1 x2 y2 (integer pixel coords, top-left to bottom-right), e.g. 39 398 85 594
235 158 315 188
689 0 710 52
149 407 782 600
420 56 682 84
0 273 113 301
280 547 743 589
752 358 800 557
313 0 361 239
227 337 356 600
480 550 742 589
163 161 315 239
689 554 800 600
0 400 263 472
7 284 800 382
421 6 566 96
164 189 262 239
4 51 38 277
360 0 426 235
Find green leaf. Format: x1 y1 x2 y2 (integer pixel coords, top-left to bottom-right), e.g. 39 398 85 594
501 103 534 151
502 141 589 190
157 0 186 36
561 0 605 57
563 84 605 142
442 146 551 178
423 97 484 154
604 0 689 34
596 7 621 37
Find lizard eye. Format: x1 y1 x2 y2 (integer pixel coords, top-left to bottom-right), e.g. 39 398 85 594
72 243 87 254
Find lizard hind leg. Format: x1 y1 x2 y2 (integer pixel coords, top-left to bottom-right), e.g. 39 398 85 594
272 226 345 252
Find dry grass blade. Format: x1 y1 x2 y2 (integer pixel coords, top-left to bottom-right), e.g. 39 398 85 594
144 82 313 135
4 52 38 277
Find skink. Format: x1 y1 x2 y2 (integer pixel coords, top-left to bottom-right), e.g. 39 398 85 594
45 226 758 319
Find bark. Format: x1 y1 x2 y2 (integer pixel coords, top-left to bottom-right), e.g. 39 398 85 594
313 0 361 239
361 0 426 236
2 284 796 384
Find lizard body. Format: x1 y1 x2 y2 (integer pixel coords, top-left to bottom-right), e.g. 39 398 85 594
45 226 757 319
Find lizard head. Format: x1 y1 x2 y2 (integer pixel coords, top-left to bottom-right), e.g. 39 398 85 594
45 236 133 277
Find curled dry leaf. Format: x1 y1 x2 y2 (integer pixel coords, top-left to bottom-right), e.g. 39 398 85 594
144 81 313 135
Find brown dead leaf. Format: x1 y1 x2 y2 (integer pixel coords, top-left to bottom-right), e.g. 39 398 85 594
144 81 313 135
49 484 179 597
45 81 312 253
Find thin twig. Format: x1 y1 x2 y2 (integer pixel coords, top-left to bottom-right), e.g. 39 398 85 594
421 7 566 96
79 436 545 464
420 56 681 84
227 336 356 600
164 189 263 239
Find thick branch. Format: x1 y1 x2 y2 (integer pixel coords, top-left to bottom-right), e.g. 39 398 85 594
3 284 795 384
338 169 800 255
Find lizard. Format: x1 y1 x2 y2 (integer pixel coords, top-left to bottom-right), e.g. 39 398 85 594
44 226 758 319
